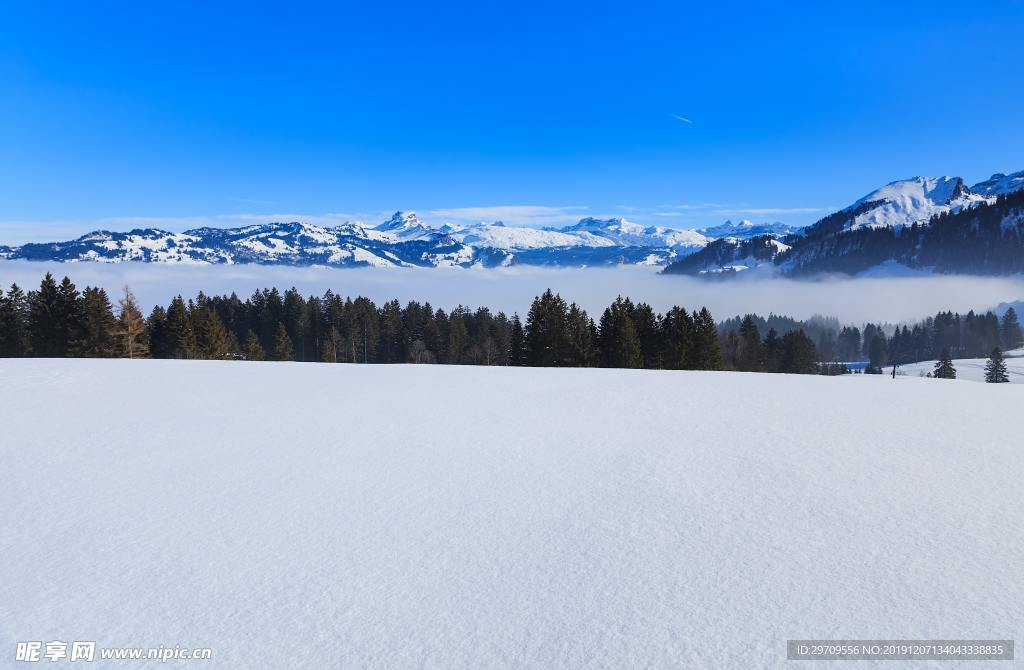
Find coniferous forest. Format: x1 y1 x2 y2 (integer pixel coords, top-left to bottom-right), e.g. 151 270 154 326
1 272 1020 376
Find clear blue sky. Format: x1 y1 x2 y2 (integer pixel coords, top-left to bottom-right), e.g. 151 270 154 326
2 1 1022 241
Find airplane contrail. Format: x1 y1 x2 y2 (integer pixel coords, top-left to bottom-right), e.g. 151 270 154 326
670 114 693 124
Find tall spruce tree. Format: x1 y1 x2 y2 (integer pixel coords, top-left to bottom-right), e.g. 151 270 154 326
524 290 571 366
660 306 693 369
1000 307 1022 351
29 273 63 357
984 347 1010 383
779 329 819 374
565 303 596 367
55 276 84 355
932 348 956 379
597 296 642 368
242 329 266 362
164 296 196 359
76 286 117 357
508 315 525 366
762 328 781 373
146 306 170 358
243 329 266 361
737 315 764 372
115 286 149 358
687 307 722 370
273 321 295 361
0 283 31 356
195 306 231 359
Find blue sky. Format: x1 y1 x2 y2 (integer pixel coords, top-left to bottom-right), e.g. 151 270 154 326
1 1 1022 242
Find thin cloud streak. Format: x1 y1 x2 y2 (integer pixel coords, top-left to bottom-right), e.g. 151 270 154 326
670 114 693 124
711 207 830 216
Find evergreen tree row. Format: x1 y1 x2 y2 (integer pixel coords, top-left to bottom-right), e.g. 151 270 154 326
5 272 1017 377
0 274 728 370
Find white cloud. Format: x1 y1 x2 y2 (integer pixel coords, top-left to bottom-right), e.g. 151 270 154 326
711 207 830 216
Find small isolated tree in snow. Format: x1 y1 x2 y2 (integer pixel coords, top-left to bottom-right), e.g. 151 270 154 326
933 349 956 379
984 347 1009 383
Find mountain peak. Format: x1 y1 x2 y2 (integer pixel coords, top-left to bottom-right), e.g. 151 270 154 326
844 175 986 230
700 219 797 239
376 211 424 232
970 170 1024 197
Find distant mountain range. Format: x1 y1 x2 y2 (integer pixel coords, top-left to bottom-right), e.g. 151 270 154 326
0 211 775 269
2 169 1022 275
664 170 1024 277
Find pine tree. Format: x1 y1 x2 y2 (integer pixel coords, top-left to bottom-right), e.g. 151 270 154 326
115 286 149 358
146 306 170 358
447 308 469 364
867 334 888 371
762 328 781 373
597 296 642 368
55 276 84 355
29 273 63 357
243 329 266 361
779 329 819 374
273 321 295 361
76 286 117 357
660 306 693 369
524 289 571 366
1001 307 1022 351
0 282 31 356
195 306 230 359
687 307 722 370
508 314 525 366
164 296 196 359
984 347 1010 383
565 303 596 367
737 315 764 372
932 348 956 379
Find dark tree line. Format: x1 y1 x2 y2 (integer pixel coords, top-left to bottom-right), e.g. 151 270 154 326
855 307 1021 367
7 272 1014 376
718 315 836 375
0 274 729 371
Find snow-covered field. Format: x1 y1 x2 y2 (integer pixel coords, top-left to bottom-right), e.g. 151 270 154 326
2 360 1022 668
900 348 1024 383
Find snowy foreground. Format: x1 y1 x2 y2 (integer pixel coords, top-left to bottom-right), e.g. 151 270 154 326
2 360 1022 668
900 348 1024 384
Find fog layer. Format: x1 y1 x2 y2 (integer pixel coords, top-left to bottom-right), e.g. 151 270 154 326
2 261 1023 325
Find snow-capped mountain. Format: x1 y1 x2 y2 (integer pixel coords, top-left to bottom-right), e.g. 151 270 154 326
970 170 1024 197
665 168 1024 277
373 211 434 241
7 167 1024 273
3 219 499 268
0 213 712 269
842 176 988 230
699 219 798 239
663 235 790 276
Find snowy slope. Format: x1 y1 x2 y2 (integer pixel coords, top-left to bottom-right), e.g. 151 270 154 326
970 170 1024 197
2 359 1022 669
699 219 798 239
845 176 988 230
899 348 1024 383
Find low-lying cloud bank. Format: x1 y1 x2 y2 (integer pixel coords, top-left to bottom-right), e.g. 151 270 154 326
2 261 1023 325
